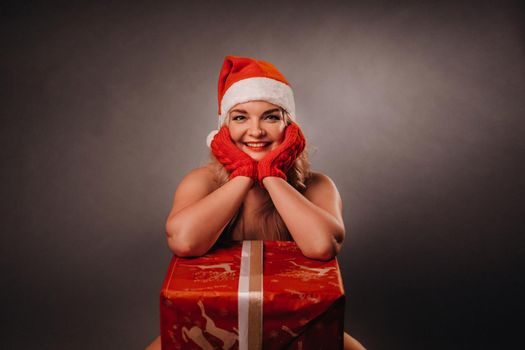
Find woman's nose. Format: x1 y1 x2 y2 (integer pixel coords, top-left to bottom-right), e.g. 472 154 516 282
247 122 265 137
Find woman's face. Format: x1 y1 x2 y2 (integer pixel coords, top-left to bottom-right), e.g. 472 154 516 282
227 100 287 161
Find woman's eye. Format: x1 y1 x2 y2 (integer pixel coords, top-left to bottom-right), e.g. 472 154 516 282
232 115 246 121
265 115 281 121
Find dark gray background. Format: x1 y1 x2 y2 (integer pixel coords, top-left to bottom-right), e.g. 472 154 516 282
2 0 524 349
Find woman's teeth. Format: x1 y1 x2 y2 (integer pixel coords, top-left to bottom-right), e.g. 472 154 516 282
245 142 270 151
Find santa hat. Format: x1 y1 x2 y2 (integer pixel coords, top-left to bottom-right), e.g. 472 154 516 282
206 56 296 147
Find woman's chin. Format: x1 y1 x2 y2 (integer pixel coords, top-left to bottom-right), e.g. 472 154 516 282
242 147 271 161
245 151 269 161
249 154 266 161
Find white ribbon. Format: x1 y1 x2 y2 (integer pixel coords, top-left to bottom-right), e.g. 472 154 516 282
238 240 263 350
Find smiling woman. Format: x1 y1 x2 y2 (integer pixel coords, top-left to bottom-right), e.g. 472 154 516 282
209 101 310 242
146 56 366 350
228 103 287 160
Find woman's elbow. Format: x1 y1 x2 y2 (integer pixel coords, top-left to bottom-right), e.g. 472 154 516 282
166 236 196 257
165 223 207 258
301 242 338 261
303 231 343 260
304 250 336 261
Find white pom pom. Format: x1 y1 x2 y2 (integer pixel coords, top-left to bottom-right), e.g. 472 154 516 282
206 129 219 148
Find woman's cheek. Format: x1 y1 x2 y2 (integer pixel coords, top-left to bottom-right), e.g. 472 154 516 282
270 141 282 151
228 128 242 143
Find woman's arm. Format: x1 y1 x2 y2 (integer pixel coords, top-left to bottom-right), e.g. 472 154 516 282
262 172 345 260
165 167 253 257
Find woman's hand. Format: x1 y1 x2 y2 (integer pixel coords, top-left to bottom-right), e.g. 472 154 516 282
210 126 258 181
258 122 306 188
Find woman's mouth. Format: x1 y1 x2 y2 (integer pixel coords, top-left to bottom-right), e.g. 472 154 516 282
244 142 271 151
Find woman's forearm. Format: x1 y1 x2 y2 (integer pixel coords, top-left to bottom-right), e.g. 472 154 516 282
166 176 253 257
262 177 344 260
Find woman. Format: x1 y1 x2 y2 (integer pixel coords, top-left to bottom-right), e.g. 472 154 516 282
146 56 365 350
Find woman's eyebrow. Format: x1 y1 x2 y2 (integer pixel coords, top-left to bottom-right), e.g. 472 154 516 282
261 108 281 115
230 109 247 114
230 108 281 116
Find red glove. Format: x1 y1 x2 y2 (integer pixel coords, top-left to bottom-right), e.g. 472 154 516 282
258 122 306 188
210 126 258 181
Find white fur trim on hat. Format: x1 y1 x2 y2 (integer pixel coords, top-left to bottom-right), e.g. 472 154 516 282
206 129 219 148
219 77 295 126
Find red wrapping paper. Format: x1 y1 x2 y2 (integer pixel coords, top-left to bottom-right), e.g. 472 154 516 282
160 241 345 350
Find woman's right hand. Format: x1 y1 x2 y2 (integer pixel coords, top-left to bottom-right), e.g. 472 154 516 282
210 126 258 181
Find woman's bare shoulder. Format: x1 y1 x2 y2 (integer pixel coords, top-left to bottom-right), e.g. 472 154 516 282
304 171 342 203
168 165 219 217
178 165 219 193
305 171 337 188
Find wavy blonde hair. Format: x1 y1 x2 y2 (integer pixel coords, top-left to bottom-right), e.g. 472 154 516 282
208 109 312 241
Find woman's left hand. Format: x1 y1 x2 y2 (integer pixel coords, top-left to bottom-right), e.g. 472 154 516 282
257 122 306 188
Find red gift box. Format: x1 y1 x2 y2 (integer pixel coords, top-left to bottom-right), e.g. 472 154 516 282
160 241 345 350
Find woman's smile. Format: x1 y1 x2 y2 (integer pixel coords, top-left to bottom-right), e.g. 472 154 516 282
244 141 272 151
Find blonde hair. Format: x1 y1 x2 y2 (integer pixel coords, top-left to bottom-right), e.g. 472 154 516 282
208 109 312 241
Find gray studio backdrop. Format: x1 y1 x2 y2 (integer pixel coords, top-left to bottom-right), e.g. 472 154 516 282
2 1 524 349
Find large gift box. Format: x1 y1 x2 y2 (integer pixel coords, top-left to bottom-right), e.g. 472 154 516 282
160 240 345 350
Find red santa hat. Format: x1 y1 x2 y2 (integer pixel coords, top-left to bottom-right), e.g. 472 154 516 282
206 56 296 147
